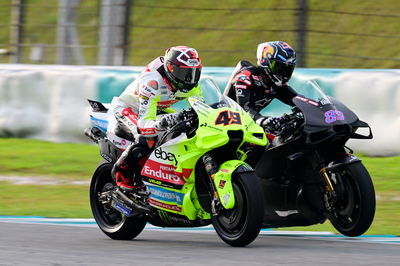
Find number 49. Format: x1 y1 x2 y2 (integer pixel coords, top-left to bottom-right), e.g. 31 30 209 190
215 111 242 126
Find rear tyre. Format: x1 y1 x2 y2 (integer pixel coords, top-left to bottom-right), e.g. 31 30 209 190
90 162 146 240
212 172 264 247
327 162 375 237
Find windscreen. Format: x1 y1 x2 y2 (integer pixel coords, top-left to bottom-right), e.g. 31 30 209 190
198 77 240 109
296 80 332 105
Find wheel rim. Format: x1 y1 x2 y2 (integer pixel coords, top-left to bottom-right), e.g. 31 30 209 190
330 170 361 230
91 167 125 228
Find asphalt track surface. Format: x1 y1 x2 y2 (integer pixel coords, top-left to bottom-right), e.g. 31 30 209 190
0 218 399 265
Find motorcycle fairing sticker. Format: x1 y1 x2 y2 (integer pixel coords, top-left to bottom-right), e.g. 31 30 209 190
148 198 182 212
141 159 191 189
90 115 108 131
147 184 184 204
324 110 345 123
294 96 319 106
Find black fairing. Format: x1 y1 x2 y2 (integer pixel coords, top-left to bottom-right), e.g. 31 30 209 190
293 96 360 145
254 93 372 229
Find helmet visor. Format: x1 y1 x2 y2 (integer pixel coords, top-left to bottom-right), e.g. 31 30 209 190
270 60 295 81
171 64 201 85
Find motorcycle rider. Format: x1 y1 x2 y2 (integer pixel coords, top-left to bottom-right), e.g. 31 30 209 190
225 41 298 133
224 41 298 166
225 42 326 215
108 46 202 193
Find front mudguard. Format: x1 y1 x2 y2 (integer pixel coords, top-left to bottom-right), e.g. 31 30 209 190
213 160 254 209
326 154 362 172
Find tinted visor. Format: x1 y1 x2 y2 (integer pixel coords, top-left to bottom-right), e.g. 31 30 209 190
171 64 201 85
270 60 295 80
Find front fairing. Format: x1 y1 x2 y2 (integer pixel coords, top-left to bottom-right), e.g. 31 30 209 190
294 80 359 130
189 78 267 148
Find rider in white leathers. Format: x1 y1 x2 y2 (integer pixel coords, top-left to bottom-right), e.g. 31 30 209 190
108 46 202 192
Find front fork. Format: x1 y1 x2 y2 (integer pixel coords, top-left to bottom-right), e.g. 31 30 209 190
319 153 361 211
202 153 247 216
202 153 222 216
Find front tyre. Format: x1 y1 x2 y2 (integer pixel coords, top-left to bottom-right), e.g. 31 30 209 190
212 172 264 247
327 162 376 237
90 162 146 240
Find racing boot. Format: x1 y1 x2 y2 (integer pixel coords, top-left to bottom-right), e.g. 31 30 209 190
112 143 149 196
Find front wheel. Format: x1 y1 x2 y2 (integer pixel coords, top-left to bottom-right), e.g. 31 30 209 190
327 162 376 237
212 172 264 247
90 162 146 240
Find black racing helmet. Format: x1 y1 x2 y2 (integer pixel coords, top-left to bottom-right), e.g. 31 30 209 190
257 41 296 86
164 46 202 93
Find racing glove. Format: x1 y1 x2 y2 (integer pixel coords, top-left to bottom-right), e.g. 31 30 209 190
156 113 182 130
257 116 282 132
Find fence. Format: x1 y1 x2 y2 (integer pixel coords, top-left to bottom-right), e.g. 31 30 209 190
0 0 399 68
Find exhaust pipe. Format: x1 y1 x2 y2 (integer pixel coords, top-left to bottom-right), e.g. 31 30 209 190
112 189 154 217
84 127 100 143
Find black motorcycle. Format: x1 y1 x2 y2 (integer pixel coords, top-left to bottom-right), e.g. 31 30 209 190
254 80 375 237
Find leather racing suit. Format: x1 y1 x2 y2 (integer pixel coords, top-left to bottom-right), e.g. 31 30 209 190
108 56 201 191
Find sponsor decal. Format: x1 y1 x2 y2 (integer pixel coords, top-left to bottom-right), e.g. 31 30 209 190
219 180 226 189
142 159 185 186
147 80 158 90
113 202 132 216
121 108 138 124
235 84 247 90
112 139 127 147
139 94 149 101
262 45 275 60
148 198 182 212
158 210 194 226
255 98 272 108
154 147 178 165
140 127 156 135
100 152 112 162
238 75 251 86
221 168 230 173
148 185 184 204
295 96 319 106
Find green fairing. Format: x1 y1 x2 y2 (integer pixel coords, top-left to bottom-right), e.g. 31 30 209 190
214 160 252 209
143 82 267 221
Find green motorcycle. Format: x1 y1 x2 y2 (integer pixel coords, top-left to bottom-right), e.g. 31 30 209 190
85 78 267 247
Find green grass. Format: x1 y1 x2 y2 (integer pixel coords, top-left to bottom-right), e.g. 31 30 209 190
0 138 99 180
0 182 90 218
0 138 399 235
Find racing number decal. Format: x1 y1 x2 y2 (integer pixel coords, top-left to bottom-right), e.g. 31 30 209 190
215 111 242 126
324 110 345 123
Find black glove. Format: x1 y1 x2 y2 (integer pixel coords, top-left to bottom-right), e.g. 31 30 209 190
258 116 282 132
158 113 181 130
279 123 295 140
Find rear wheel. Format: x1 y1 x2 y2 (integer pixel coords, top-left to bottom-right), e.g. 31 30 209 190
90 162 146 240
327 162 375 237
212 172 264 247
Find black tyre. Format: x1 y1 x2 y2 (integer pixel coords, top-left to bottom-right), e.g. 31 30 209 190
212 172 264 247
90 162 146 240
327 162 376 237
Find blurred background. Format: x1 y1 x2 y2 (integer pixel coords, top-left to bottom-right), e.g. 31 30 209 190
1 0 399 68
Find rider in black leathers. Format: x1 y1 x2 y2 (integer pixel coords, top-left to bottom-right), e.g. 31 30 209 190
224 41 298 166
